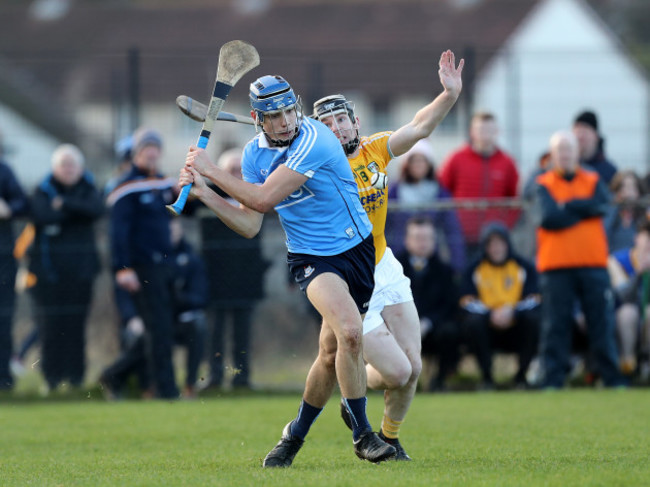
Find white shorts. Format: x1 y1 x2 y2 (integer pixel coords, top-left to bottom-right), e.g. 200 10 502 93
363 247 414 335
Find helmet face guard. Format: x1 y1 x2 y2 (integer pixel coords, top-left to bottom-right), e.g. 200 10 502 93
312 94 360 155
250 75 302 146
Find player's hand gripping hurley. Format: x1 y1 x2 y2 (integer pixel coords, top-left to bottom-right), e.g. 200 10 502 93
166 40 259 216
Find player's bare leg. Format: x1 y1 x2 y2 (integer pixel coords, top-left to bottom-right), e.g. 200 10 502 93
616 303 639 374
306 273 366 398
263 272 395 467
380 301 423 412
361 300 422 460
303 320 338 407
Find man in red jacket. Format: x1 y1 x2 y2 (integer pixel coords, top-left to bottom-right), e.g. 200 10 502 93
439 112 519 254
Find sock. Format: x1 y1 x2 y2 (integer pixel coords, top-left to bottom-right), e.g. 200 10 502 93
342 397 372 441
289 399 323 440
381 415 403 440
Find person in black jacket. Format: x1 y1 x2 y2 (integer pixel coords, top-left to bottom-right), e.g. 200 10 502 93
106 127 180 399
572 110 617 185
0 150 28 390
169 218 209 397
199 148 269 390
28 144 103 391
99 218 208 399
395 217 460 391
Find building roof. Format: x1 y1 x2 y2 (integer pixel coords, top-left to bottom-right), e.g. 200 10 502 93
0 0 539 110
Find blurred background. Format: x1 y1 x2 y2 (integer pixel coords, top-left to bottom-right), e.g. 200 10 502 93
2 0 650 393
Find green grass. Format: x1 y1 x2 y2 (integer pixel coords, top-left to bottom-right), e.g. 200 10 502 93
1 389 649 486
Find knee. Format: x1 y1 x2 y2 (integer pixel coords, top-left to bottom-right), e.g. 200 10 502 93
338 322 363 355
318 344 337 371
617 304 639 328
409 355 423 383
382 361 413 389
385 354 421 389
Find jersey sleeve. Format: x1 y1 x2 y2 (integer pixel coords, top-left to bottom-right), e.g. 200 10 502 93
369 131 394 171
241 140 263 185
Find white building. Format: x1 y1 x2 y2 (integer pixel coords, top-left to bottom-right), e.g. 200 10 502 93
475 0 649 180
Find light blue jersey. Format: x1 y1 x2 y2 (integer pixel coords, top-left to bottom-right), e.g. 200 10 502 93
242 117 372 255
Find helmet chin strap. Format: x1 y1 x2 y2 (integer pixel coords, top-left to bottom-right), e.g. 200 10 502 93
342 132 360 155
329 115 359 155
257 104 302 147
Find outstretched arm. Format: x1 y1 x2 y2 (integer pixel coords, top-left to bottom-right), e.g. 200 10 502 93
389 50 464 157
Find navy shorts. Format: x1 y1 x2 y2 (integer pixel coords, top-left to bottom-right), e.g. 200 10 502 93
288 235 375 314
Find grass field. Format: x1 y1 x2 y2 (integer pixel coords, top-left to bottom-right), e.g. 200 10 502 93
1 389 648 486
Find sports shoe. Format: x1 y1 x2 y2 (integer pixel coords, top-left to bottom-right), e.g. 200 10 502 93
353 430 396 463
378 431 412 461
262 421 304 468
340 399 353 430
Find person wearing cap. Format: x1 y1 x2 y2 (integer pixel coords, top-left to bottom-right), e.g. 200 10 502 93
535 130 624 389
0 136 28 390
106 127 181 399
179 76 396 466
572 110 618 185
104 134 134 196
310 50 463 460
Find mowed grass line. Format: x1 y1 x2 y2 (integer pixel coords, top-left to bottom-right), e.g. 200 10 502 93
1 389 648 486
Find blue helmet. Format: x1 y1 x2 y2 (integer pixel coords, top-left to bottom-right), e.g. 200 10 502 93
250 75 302 145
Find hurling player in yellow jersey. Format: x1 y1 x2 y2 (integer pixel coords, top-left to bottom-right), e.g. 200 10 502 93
312 50 463 460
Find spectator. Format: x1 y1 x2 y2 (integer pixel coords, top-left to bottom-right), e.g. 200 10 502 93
522 152 552 202
28 144 103 391
395 217 460 391
459 222 540 389
572 110 617 185
516 151 552 259
387 139 466 273
104 135 134 196
99 288 151 399
535 130 624 389
106 127 180 399
604 170 646 253
10 223 40 378
199 148 269 390
100 218 209 399
168 217 209 397
607 220 650 378
439 112 519 257
0 143 28 390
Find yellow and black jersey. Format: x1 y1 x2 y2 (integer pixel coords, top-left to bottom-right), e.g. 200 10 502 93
460 256 539 311
348 131 394 264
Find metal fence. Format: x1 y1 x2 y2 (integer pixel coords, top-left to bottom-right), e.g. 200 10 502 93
8 198 543 390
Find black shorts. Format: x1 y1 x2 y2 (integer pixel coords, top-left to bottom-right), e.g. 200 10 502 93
287 235 375 314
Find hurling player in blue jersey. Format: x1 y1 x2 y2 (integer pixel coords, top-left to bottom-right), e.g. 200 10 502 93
178 75 396 466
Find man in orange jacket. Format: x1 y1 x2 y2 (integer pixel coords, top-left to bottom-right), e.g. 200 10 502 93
535 131 624 388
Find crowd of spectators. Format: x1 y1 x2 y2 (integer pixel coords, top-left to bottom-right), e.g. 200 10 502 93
2 107 650 398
